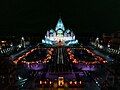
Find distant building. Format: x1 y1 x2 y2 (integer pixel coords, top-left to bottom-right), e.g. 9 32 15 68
102 31 120 49
0 40 12 49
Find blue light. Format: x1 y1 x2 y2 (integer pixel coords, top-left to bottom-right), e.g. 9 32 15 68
55 18 65 31
42 17 78 46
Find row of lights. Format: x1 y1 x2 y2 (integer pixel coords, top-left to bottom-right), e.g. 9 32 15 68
85 48 107 64
20 48 54 65
107 48 120 54
39 80 83 87
67 47 107 65
92 41 120 55
0 47 13 54
42 48 54 63
79 47 107 64
67 48 79 64
67 48 98 64
13 48 38 64
21 48 46 64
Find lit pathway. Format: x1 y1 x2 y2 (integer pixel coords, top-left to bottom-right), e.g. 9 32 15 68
57 48 64 64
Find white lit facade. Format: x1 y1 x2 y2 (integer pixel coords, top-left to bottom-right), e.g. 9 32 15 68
42 18 78 46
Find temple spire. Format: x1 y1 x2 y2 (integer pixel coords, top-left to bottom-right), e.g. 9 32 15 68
55 18 65 31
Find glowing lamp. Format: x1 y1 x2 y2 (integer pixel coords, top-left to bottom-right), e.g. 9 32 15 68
74 81 77 84
79 81 82 84
40 81 42 84
69 81 72 84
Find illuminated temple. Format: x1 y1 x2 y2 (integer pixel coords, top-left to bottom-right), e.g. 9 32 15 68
42 18 78 46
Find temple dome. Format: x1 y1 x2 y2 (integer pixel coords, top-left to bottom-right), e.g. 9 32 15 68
55 18 65 31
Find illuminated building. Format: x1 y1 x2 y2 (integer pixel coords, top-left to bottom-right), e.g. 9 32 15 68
58 77 64 87
42 18 78 46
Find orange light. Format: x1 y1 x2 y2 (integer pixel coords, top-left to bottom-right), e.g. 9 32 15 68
44 81 47 84
68 52 71 55
49 81 52 84
58 77 64 86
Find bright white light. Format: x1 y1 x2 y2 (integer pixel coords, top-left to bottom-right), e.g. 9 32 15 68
118 51 120 54
21 37 24 40
1 50 3 53
18 45 22 48
108 44 110 48
18 76 22 80
96 81 98 84
99 45 103 49
42 39 45 43
1 41 6 43
96 38 99 41
10 44 13 47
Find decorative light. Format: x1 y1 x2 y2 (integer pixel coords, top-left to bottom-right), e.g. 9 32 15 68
40 81 42 84
49 81 52 84
79 81 82 84
69 81 72 84
74 81 77 84
44 81 47 84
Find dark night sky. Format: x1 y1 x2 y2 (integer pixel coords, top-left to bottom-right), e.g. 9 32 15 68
0 0 120 37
